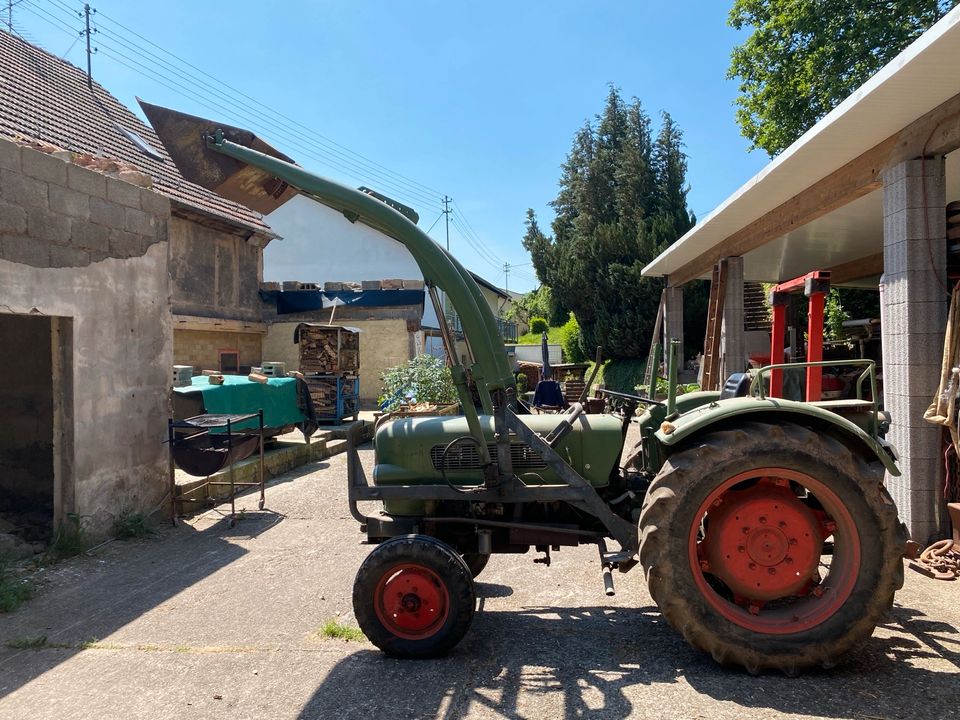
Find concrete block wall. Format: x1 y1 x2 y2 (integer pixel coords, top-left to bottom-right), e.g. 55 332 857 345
880 157 948 543
0 138 173 534
173 329 263 372
0 140 167 267
720 256 746 382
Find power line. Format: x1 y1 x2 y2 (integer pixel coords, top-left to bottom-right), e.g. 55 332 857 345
21 0 536 286
450 210 503 267
92 3 446 200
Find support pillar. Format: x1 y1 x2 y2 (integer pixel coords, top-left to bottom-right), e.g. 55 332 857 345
880 157 948 544
664 284 684 365
720 256 745 382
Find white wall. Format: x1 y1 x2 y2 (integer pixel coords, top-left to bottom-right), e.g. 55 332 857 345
263 195 439 328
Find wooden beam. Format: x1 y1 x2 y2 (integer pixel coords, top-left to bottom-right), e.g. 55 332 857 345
670 91 960 287
826 252 884 285
172 314 267 334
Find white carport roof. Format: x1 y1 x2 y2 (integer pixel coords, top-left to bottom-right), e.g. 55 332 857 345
643 6 960 285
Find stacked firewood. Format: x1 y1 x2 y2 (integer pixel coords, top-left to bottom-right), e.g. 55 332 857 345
298 326 360 374
305 377 358 416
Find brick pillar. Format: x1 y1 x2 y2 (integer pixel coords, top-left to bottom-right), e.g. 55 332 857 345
720 256 745 382
664 285 684 365
881 157 948 544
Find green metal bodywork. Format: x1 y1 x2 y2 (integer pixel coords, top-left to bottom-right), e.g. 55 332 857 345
636 393 899 477
375 414 624 514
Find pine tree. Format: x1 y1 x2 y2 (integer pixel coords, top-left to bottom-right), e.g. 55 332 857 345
523 87 703 360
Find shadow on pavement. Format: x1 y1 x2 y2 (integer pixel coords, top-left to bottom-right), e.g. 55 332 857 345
298 602 960 720
0 511 282 699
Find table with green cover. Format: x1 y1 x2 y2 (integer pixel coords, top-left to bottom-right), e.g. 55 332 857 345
173 375 309 433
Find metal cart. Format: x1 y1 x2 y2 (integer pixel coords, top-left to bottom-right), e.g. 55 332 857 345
167 410 265 526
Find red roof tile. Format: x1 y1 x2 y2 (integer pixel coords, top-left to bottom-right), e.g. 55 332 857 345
0 29 274 238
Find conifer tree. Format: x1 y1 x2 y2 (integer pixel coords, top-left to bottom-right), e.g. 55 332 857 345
523 87 702 359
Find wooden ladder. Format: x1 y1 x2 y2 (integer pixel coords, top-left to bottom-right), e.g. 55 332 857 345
641 290 666 396
701 259 727 392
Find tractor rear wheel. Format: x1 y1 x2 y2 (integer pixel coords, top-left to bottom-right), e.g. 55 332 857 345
353 534 475 658
638 422 905 675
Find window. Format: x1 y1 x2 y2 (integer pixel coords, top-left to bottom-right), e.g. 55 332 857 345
219 349 240 374
115 124 164 161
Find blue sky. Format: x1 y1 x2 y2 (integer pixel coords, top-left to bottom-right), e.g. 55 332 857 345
14 0 769 292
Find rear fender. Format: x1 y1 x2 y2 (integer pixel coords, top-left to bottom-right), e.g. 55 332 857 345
653 397 900 477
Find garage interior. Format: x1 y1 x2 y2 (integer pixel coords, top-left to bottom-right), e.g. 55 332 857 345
0 314 72 552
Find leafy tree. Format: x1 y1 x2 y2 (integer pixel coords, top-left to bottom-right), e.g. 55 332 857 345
523 87 699 359
729 0 959 156
504 284 564 327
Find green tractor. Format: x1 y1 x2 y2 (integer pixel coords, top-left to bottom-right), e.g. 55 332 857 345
143 102 907 675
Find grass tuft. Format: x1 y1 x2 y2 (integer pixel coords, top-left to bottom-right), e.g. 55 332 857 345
6 635 46 649
112 510 153 540
45 513 90 562
317 619 366 643
0 559 32 613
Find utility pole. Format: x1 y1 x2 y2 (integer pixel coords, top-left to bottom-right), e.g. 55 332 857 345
442 195 451 252
84 4 96 89
6 1 12 32
503 262 510 294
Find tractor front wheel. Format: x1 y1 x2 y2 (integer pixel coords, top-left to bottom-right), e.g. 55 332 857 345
353 534 475 658
638 422 905 675
461 553 490 578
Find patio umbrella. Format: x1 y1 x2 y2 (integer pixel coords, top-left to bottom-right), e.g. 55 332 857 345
541 331 552 380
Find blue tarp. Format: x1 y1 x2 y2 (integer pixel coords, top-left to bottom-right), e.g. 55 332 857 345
260 289 425 315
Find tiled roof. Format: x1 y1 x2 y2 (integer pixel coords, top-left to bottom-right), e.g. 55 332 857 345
0 29 274 238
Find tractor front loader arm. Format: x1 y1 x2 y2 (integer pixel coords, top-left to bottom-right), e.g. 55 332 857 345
139 101 516 466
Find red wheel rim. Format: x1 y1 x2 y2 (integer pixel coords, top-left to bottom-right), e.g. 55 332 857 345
688 468 861 634
374 563 450 640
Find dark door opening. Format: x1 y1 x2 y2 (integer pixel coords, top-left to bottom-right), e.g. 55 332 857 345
0 314 60 558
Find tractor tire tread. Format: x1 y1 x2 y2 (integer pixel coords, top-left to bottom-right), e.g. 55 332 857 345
638 421 906 675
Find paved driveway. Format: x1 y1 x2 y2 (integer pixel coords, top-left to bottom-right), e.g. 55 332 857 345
0 445 957 720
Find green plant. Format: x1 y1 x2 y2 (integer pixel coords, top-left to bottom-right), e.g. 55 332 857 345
317 619 366 642
529 317 548 334
601 358 647 393
558 313 586 363
112 510 153 540
825 289 850 341
46 513 89 562
379 355 458 411
6 635 47 649
0 559 32 613
515 372 529 394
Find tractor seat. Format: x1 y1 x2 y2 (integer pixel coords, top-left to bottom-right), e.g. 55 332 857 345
720 373 751 399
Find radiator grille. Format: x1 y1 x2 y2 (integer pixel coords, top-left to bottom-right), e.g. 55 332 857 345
430 442 547 471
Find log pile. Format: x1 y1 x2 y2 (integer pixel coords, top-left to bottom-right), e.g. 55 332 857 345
305 376 359 416
298 326 360 374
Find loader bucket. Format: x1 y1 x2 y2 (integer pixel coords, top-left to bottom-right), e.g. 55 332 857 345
138 99 298 215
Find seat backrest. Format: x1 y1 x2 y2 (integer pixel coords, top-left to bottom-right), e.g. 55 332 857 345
719 373 751 400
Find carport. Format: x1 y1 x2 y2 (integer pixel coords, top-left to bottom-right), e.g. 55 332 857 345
643 7 960 544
